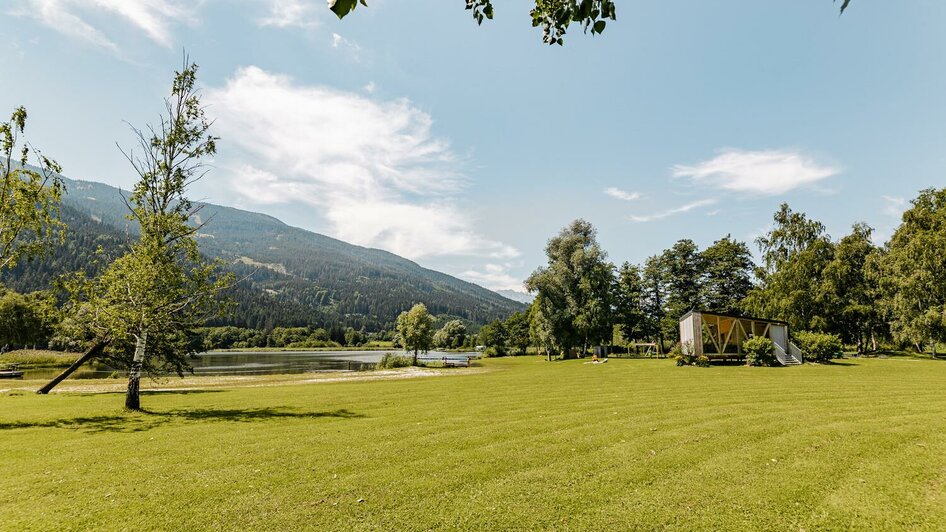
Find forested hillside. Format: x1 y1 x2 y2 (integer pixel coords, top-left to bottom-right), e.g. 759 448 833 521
1 175 523 331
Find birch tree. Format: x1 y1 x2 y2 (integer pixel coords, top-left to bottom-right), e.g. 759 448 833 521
38 57 231 407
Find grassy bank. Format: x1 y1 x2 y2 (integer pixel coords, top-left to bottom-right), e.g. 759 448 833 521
0 349 79 368
3 357 946 530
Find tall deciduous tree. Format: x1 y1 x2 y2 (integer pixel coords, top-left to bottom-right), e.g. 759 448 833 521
504 311 531 355
744 203 834 332
396 303 435 364
433 319 467 349
821 223 881 353
477 318 508 355
526 219 613 357
613 262 647 343
529 295 557 361
0 107 65 272
640 255 667 349
0 286 57 348
40 58 232 407
660 239 703 328
700 235 754 314
878 188 946 356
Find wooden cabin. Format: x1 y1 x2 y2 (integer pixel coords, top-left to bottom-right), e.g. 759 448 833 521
678 311 803 365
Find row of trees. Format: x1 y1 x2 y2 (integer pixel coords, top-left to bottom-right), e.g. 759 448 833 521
745 197 946 355
525 190 946 359
525 220 755 358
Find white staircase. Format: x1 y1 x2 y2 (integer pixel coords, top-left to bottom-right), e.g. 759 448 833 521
774 343 803 366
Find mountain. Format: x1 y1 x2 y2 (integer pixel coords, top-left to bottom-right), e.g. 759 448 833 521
2 175 525 330
495 289 535 305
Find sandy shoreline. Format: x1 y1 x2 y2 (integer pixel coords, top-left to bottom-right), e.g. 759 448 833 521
0 365 485 395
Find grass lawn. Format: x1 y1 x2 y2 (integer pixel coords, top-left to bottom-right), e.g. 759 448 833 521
3 357 946 530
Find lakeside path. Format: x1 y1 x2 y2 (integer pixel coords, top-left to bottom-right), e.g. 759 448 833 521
0 365 485 395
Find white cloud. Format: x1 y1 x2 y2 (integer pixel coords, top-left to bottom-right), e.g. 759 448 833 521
604 187 641 201
259 0 320 29
628 198 717 223
363 81 377 93
672 149 840 195
460 264 524 292
206 66 518 261
18 0 193 50
882 195 907 218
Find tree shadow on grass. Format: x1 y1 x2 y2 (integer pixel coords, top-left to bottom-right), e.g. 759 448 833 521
0 407 363 433
70 389 226 398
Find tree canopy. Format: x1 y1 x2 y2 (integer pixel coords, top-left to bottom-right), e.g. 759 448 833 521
54 58 231 408
879 188 946 354
329 1 853 45
396 303 435 363
526 219 614 356
0 107 64 272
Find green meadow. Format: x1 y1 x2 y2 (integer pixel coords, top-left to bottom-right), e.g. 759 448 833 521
3 357 946 530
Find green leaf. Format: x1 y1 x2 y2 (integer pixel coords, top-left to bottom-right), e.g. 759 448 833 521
329 0 365 20
593 20 606 34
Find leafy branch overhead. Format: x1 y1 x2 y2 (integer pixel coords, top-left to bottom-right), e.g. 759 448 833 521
329 1 854 46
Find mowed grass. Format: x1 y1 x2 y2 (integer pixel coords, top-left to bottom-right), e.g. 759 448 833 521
3 358 946 531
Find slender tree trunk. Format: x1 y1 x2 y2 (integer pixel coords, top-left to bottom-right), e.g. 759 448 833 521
412 348 418 366
125 333 148 411
870 330 877 352
36 340 109 394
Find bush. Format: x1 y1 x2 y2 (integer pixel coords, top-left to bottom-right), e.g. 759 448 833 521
673 341 705 367
482 346 508 358
376 353 414 369
794 331 843 363
743 337 777 367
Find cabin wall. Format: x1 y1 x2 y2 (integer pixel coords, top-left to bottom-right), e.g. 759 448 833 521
769 324 788 352
679 313 702 356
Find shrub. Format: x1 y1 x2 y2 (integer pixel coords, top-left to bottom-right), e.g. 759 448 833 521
482 346 508 358
376 353 414 369
743 337 776 367
794 331 843 363
673 341 705 367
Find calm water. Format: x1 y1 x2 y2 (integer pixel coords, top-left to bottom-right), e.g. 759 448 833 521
21 350 477 380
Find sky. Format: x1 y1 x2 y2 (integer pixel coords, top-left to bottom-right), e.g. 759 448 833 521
2 1 944 293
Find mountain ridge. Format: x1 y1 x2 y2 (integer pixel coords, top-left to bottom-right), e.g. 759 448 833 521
2 173 525 330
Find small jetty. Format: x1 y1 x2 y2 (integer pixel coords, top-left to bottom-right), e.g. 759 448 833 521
0 363 24 379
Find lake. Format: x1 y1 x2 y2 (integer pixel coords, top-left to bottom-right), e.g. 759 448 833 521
22 350 478 380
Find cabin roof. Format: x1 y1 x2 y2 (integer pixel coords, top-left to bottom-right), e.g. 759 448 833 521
679 310 789 326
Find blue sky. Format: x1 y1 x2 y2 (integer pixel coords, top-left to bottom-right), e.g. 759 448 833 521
2 1 944 292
